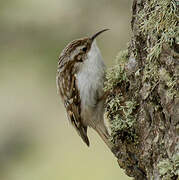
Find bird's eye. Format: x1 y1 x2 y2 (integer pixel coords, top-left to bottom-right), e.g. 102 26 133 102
82 47 87 52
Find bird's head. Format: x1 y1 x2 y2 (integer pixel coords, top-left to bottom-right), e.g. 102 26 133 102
60 29 109 64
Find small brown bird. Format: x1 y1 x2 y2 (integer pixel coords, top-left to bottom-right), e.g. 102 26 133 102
56 29 111 148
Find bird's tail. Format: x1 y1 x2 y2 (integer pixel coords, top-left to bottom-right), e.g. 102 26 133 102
94 124 113 150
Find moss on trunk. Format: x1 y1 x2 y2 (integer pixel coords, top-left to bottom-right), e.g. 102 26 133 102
104 0 179 179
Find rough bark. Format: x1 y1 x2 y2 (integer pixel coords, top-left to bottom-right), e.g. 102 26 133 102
104 0 179 179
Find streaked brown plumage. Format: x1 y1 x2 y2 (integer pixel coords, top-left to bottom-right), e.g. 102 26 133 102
56 29 112 148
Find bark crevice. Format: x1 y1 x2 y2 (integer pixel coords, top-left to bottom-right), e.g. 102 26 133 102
104 0 179 179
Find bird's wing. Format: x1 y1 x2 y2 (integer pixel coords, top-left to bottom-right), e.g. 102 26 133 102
57 72 90 146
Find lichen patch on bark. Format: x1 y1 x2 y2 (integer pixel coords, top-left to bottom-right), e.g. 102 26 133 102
104 0 179 179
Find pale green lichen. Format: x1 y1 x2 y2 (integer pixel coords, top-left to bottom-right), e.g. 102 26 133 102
139 0 178 61
157 153 179 179
159 68 177 98
104 50 129 92
108 95 138 144
115 50 129 64
138 0 178 98
104 50 138 144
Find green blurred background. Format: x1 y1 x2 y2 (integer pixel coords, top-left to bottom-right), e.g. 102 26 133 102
0 0 132 179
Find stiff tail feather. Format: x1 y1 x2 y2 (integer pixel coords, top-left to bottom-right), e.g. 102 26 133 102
94 125 113 150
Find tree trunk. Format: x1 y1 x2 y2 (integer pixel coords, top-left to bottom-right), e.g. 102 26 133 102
104 0 179 179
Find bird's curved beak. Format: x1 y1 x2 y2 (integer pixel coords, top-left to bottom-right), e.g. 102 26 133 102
91 29 109 42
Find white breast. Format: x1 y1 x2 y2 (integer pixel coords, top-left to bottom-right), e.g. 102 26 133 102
76 40 106 108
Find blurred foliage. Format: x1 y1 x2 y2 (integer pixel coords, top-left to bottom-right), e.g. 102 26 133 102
0 0 132 179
